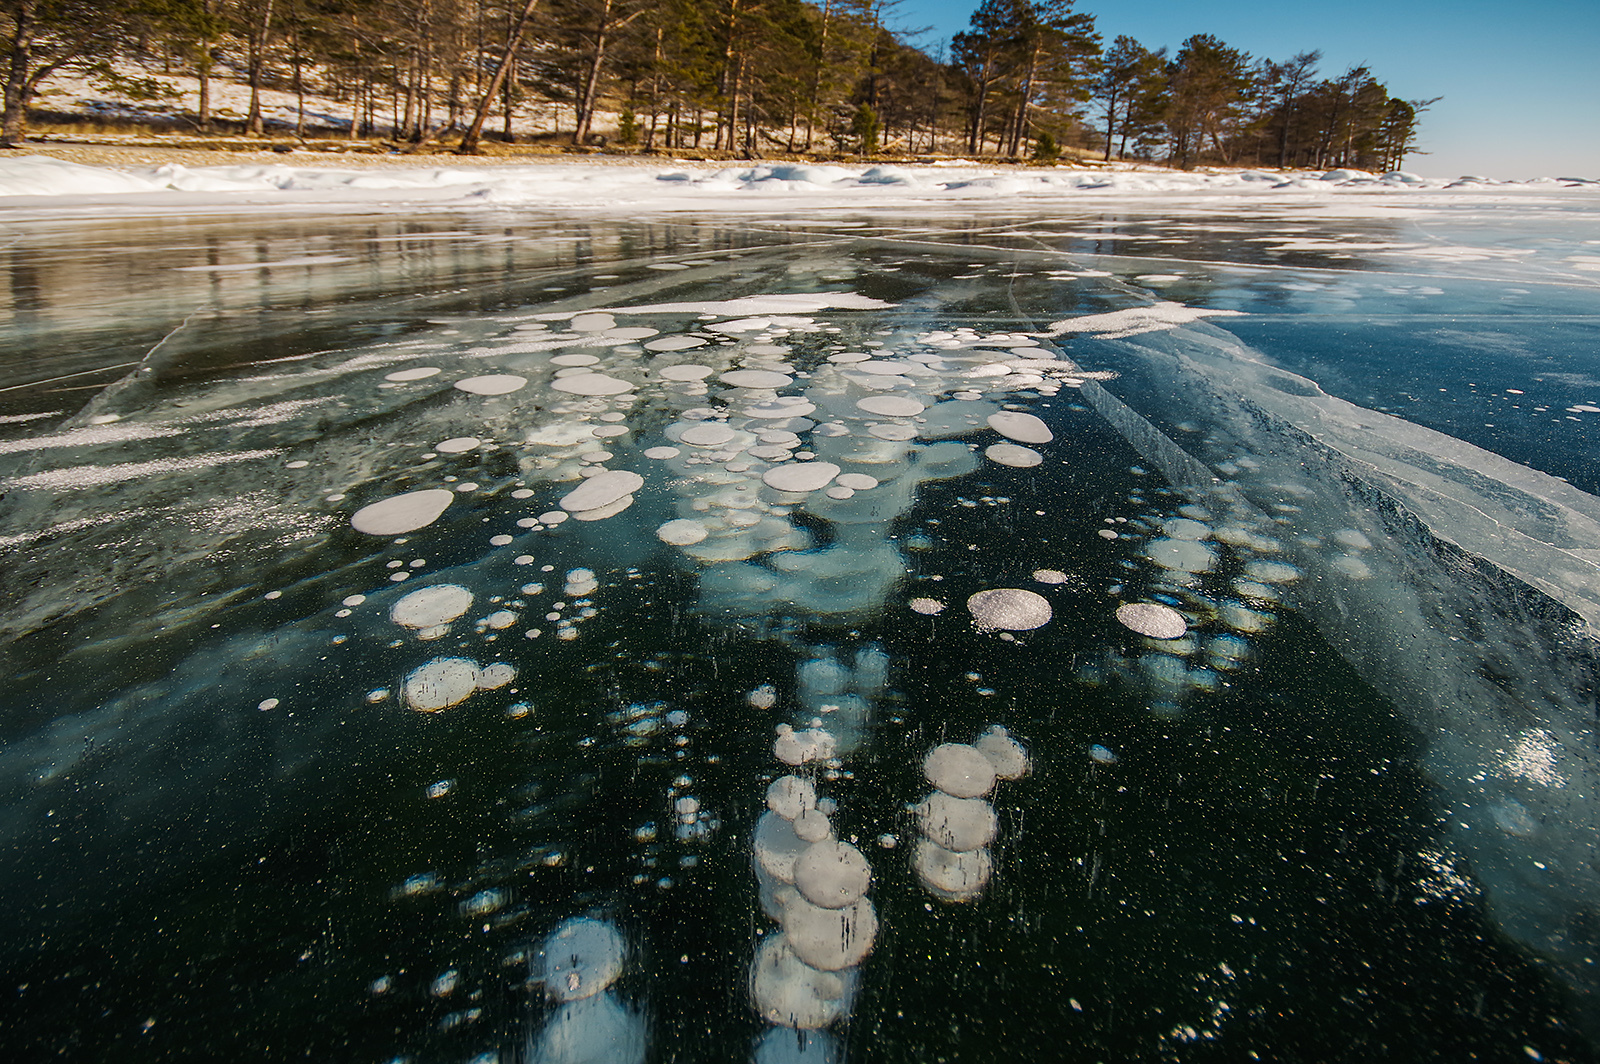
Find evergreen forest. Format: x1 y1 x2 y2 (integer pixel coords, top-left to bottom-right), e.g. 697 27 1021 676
0 0 1433 168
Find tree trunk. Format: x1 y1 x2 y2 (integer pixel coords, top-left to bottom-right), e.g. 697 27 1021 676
246 0 276 136
458 0 542 154
0 0 37 147
574 0 614 145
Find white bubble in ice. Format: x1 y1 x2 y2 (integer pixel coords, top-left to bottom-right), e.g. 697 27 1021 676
351 488 454 535
644 446 681 460
985 443 1042 468
834 473 878 490
385 367 441 382
916 792 998 852
754 809 811 882
536 917 626 1001
478 662 517 689
856 395 925 417
867 423 918 442
257 697 280 711
656 519 709 545
748 684 779 709
644 335 707 352
657 363 714 381
793 841 872 909
403 657 480 712
793 808 832 843
454 374 527 395
1333 529 1373 550
1330 554 1373 579
679 423 737 447
1115 602 1188 639
966 588 1052 632
913 838 992 901
909 597 945 615
1245 559 1302 583
390 584 474 629
923 743 997 798
987 411 1052 443
1145 538 1216 573
763 462 842 493
767 775 817 820
746 396 817 419
774 726 838 766
720 369 792 389
1032 569 1068 584
973 725 1030 780
551 373 635 396
749 934 853 1030
1162 517 1210 540
781 895 878 971
560 469 645 513
435 436 480 454
570 312 618 332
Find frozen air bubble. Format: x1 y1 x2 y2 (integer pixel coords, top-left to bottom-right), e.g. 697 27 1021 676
767 776 817 820
985 443 1042 468
656 519 709 545
749 934 852 1030
792 841 872 909
987 411 1053 444
763 462 842 493
657 363 714 381
974 725 1030 779
909 598 945 615
1033 569 1068 584
720 369 792 389
916 792 998 852
923 743 997 798
912 839 991 902
351 488 453 535
536 917 626 1002
966 588 1052 632
454 374 527 395
551 373 635 396
644 336 707 352
391 584 474 629
435 437 480 454
403 657 480 712
780 895 878 971
385 367 442 382
856 395 925 417
1115 602 1188 639
560 470 644 513
1244 559 1301 584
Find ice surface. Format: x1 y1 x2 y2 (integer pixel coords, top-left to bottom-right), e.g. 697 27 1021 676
2 193 1598 1059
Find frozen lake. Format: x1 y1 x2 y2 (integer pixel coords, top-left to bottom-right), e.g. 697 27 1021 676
1 191 1598 1062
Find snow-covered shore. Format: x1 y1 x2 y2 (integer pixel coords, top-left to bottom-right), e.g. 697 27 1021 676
0 154 1595 216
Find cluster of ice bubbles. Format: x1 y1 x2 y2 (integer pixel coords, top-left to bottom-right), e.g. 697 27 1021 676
524 917 645 1064
1076 497 1379 715
912 728 1031 901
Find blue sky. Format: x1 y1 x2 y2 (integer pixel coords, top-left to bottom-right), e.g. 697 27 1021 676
894 0 1600 178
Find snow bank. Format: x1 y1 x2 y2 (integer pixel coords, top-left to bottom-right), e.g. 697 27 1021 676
0 155 1594 214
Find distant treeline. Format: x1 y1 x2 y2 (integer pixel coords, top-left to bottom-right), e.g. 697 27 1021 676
0 0 1433 167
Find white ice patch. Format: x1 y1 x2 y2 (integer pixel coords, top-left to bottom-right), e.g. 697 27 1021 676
435 436 480 454
560 469 644 513
1043 302 1243 340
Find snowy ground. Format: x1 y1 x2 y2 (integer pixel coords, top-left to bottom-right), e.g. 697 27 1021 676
0 153 1597 219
